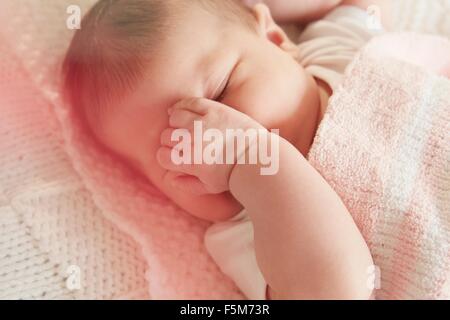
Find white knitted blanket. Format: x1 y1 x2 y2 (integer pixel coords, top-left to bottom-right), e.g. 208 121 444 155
1 0 449 299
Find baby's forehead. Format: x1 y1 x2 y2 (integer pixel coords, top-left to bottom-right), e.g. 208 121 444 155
141 36 226 99
103 3 254 114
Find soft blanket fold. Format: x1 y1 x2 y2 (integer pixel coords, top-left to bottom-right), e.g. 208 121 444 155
307 33 450 299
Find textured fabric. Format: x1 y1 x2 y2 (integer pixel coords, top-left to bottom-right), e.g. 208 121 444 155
0 2 149 300
205 210 267 300
0 38 149 300
298 5 382 117
307 33 450 299
393 0 450 36
0 0 450 300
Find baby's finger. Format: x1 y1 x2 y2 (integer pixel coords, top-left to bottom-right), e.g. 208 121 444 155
156 146 196 175
160 127 186 149
171 97 212 115
163 171 209 195
171 174 210 195
169 109 200 128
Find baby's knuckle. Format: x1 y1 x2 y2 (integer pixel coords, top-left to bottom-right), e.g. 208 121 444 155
174 97 196 110
187 97 200 106
173 99 186 109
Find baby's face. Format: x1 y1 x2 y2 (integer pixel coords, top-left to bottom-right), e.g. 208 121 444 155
97 5 316 220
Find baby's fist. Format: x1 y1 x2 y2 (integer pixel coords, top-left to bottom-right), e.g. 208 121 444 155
157 98 265 195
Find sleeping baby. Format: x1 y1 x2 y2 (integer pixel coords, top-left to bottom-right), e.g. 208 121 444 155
63 0 392 299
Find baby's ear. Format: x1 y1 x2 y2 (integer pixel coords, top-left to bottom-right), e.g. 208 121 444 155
251 3 290 48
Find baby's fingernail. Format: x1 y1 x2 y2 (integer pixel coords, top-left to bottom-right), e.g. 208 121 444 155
167 107 174 115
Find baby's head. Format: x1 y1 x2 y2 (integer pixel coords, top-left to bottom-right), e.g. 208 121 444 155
63 0 316 220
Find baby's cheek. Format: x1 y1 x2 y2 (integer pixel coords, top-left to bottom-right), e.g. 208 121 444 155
224 92 272 129
241 98 282 130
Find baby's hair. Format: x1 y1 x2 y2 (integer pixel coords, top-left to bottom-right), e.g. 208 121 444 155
62 0 255 134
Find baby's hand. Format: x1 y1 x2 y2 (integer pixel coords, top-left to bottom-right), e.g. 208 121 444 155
157 98 265 195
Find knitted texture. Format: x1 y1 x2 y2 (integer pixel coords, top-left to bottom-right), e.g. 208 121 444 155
0 0 149 300
0 0 449 299
393 0 450 35
308 33 450 299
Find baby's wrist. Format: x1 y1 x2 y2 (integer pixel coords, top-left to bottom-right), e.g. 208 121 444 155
228 130 281 192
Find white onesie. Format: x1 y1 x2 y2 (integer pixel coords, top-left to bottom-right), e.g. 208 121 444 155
204 5 382 300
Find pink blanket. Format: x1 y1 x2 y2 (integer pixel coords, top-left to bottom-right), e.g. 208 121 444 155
308 33 450 299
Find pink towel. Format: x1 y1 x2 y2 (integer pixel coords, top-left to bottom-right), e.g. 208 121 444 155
308 33 450 299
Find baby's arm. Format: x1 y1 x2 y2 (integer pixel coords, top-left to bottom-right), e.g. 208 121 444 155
230 134 374 299
158 98 374 299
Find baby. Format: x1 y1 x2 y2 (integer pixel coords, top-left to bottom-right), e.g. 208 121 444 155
63 0 391 299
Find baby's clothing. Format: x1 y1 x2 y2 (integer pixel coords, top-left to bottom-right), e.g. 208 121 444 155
297 5 383 118
204 5 382 300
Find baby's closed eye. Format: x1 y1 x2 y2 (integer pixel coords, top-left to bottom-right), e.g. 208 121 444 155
214 74 231 102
